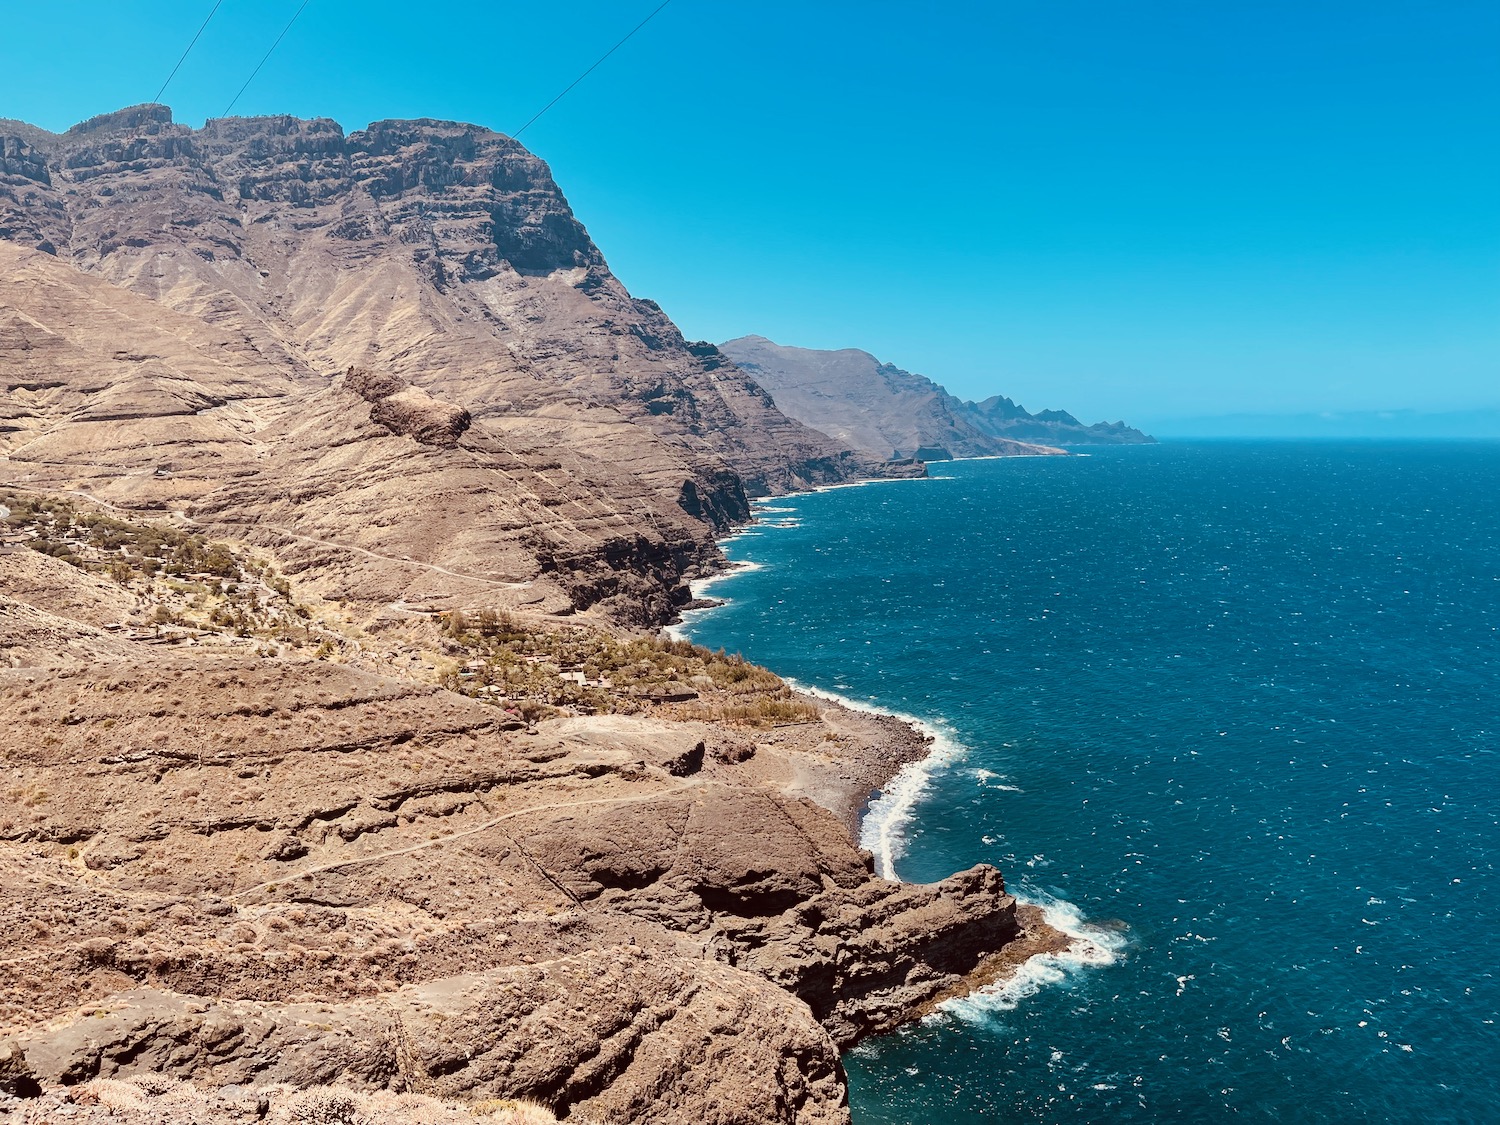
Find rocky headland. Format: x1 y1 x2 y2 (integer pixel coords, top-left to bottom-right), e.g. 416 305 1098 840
719 335 1153 459
1 106 1068 1123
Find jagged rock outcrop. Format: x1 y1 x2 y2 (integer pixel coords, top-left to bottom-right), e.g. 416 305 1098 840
345 366 471 447
720 335 1152 458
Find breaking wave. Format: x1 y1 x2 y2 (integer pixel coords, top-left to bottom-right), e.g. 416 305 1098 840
781 679 965 882
936 886 1127 1023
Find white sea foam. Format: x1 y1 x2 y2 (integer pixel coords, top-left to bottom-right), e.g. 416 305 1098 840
796 475 941 496
780 679 965 881
670 474 1116 1020
670 479 934 637
703 557 764 586
858 736 962 881
665 492 824 643
683 558 763 600
676 648 1116 1024
934 885 1127 1024
664 560 771 641
968 767 1023 791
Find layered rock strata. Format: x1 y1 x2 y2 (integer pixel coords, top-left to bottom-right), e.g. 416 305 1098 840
0 555 1044 1124
0 107 890 627
0 104 1055 1123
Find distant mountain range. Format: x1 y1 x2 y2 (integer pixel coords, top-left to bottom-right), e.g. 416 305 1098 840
719 336 1153 461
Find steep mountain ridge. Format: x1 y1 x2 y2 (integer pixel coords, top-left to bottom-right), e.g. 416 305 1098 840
0 106 879 624
964 391 1151 446
720 335 1152 459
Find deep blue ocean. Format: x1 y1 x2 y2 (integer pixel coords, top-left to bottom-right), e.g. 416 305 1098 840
674 441 1500 1123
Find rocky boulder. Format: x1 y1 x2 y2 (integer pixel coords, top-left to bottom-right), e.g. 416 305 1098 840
16 951 849 1125
345 365 472 447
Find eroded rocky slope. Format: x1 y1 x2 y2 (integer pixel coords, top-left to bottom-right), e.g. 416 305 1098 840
0 541 1059 1123
0 104 1064 1123
0 106 890 627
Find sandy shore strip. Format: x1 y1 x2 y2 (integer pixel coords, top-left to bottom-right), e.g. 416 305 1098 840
740 690 936 838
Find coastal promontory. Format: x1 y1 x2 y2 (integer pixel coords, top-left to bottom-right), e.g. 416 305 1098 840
719 334 1153 460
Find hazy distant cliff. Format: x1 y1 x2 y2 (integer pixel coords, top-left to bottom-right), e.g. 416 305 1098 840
720 335 1153 459
963 392 1152 447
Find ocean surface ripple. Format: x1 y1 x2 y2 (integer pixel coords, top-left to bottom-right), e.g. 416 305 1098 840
675 441 1500 1123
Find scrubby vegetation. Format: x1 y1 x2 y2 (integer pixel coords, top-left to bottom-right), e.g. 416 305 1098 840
435 609 819 728
1 490 332 653
7 493 237 578
0 489 820 728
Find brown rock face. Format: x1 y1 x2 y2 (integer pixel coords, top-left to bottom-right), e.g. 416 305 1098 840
9 1078 564 1125
0 106 1048 1123
518 776 1019 1047
0 549 1032 1124
14 955 846 1124
346 366 472 446
0 106 892 627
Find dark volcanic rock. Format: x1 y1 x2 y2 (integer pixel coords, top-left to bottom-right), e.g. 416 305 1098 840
0 1038 41 1098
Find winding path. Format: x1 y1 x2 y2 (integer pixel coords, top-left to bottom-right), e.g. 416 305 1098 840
232 781 698 900
248 524 535 591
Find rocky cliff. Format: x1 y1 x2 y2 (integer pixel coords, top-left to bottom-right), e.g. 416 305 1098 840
720 335 1152 458
0 106 881 627
0 533 1062 1123
963 392 1152 447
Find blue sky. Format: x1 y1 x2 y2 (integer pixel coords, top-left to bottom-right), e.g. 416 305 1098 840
2 1 1496 428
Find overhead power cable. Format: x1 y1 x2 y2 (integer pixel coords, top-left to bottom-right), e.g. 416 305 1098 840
153 0 227 104
511 0 676 140
221 0 313 118
444 0 676 192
